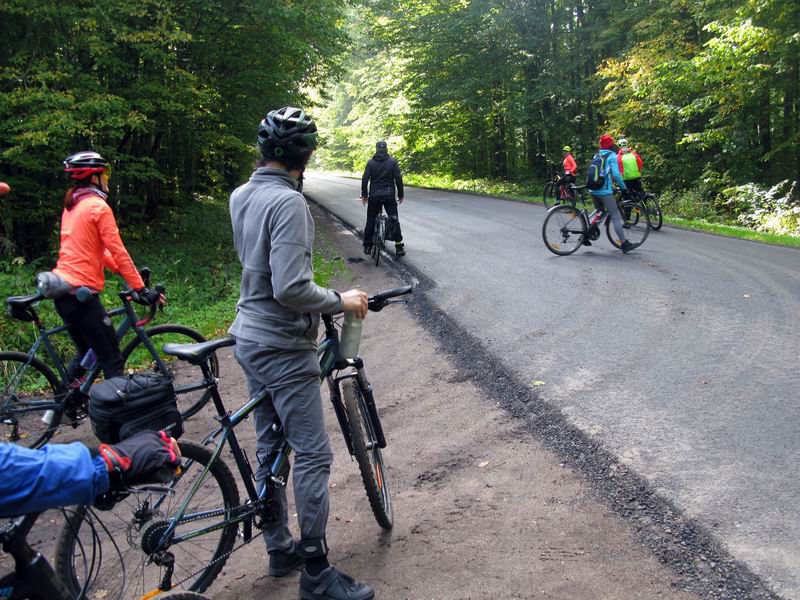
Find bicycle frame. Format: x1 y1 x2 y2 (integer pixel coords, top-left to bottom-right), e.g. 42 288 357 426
2 299 167 419
151 314 381 559
0 513 74 600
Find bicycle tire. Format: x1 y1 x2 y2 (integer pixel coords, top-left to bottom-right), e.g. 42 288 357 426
543 182 556 209
646 196 663 230
541 205 586 256
55 440 240 598
161 594 212 600
372 218 385 267
342 378 393 530
607 200 650 249
0 351 65 448
121 325 217 419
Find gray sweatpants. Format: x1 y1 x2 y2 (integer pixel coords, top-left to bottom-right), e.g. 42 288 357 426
233 338 333 553
593 193 627 243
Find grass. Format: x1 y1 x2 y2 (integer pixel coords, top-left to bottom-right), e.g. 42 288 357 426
664 216 800 248
315 169 800 249
0 194 343 358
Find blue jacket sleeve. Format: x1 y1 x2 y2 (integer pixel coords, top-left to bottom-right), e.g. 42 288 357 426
0 443 110 517
609 153 627 190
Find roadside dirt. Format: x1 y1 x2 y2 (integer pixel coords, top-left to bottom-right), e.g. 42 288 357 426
196 206 701 599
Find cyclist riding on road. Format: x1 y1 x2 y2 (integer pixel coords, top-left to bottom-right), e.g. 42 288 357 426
47 152 162 380
558 146 578 200
588 135 634 253
361 140 405 257
228 106 374 600
616 138 645 198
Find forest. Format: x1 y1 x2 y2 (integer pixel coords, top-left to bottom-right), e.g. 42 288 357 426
318 0 799 235
1 0 798 264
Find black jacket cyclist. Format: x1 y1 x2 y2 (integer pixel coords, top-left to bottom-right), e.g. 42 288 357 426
361 141 405 256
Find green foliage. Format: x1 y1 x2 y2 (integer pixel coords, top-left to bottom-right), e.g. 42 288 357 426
315 0 799 235
0 0 348 258
0 194 343 357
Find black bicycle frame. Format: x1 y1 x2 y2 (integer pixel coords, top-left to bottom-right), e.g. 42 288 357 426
0 513 74 600
152 314 386 554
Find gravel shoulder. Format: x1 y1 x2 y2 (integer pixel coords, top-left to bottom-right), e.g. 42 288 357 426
199 206 703 599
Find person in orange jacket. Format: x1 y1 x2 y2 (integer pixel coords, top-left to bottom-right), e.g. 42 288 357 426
53 151 161 379
557 146 578 200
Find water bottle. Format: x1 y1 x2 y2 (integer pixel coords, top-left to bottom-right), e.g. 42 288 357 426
80 348 97 371
339 312 363 359
590 210 603 225
41 410 55 425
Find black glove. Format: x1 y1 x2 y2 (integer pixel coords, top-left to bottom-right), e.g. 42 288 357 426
136 287 162 306
96 430 181 488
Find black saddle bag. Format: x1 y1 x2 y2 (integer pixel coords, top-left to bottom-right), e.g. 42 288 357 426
89 373 183 443
385 216 402 242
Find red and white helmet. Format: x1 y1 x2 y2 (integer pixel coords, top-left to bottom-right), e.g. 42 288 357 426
63 151 109 181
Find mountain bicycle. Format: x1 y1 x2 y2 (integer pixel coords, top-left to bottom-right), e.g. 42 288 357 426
54 286 413 597
1 270 218 448
542 195 651 255
1 509 210 600
543 176 578 209
370 212 387 266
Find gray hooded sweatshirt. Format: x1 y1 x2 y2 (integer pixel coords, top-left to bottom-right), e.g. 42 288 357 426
228 167 342 350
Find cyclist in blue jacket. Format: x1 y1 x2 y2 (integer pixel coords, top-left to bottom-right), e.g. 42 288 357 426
0 431 180 517
588 134 634 253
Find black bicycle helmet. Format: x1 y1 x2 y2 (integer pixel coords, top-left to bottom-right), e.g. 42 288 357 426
257 107 318 159
63 151 109 181
376 140 388 155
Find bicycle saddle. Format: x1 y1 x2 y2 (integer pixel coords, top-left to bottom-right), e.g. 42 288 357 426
162 337 236 365
6 294 43 322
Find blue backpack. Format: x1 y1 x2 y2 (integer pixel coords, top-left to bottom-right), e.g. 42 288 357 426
586 153 608 190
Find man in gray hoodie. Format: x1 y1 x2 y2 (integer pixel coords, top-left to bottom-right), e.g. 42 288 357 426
229 107 373 600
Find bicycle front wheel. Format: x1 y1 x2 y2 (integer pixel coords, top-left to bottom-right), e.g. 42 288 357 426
542 205 586 256
0 351 65 448
121 325 218 419
645 196 663 230
607 201 650 249
343 378 393 529
543 182 557 209
55 440 240 598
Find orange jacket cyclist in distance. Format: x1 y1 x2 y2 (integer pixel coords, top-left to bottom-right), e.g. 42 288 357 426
53 151 159 379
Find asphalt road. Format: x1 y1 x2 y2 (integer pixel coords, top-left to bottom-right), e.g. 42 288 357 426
304 172 800 598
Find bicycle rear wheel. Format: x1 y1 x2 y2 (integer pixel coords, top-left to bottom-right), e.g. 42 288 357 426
542 205 586 256
0 351 65 448
121 325 218 419
342 378 393 529
55 440 240 598
607 201 650 249
372 219 385 266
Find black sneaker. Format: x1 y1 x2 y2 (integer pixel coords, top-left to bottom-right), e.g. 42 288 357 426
582 239 592 246
269 541 305 577
299 566 374 600
395 243 405 257
621 240 635 254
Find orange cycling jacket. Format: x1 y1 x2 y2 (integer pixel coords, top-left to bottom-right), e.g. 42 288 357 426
53 190 144 292
563 154 577 176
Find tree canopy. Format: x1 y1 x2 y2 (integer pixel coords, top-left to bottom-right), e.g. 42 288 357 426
0 0 347 258
316 0 799 232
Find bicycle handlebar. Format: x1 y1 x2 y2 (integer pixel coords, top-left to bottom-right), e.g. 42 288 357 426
367 285 413 312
